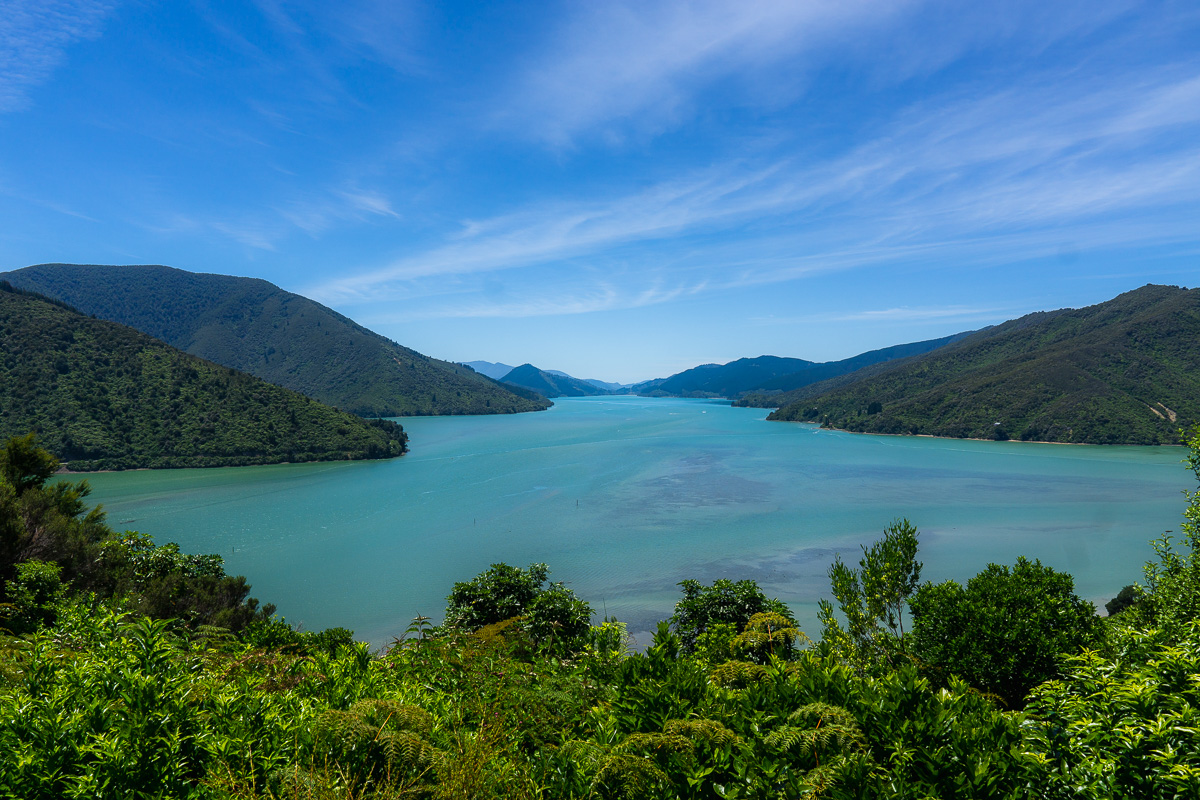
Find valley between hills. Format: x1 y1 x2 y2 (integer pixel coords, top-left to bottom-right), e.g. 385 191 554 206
2 263 1196 471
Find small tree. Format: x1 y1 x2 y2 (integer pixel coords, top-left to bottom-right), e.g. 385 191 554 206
0 433 59 495
443 562 592 649
670 578 796 656
818 518 922 671
909 557 1099 708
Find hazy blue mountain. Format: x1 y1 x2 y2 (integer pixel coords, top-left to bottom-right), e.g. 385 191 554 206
501 364 611 398
2 264 549 417
581 378 632 392
464 361 517 380
766 284 1200 445
543 370 631 392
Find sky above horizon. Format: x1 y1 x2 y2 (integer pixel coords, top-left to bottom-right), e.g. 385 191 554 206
2 1 1198 384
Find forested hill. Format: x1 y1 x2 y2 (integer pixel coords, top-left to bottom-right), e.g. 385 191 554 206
768 284 1200 444
501 364 611 398
1 263 549 417
644 335 968 401
735 332 973 405
0 282 407 470
640 356 814 398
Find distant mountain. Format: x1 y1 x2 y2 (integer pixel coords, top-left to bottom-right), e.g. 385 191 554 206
542 370 632 392
0 282 407 470
641 356 815 398
501 364 611 398
736 333 974 406
2 264 549 417
464 361 516 380
581 378 631 392
767 285 1200 445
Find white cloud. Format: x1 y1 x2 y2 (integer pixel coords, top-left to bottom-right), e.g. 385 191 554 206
491 0 1142 148
312 62 1200 314
0 0 117 113
494 0 914 146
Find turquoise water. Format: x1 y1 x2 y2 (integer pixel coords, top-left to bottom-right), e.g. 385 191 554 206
77 397 1191 646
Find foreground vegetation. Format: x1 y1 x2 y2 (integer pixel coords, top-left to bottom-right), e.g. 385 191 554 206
0 283 407 470
3 429 1200 797
2 264 551 418
761 284 1200 444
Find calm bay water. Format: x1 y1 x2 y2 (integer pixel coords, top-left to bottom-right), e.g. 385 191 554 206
77 396 1191 646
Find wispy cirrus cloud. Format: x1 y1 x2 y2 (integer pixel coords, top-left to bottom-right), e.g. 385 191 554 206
493 0 913 146
363 280 707 323
0 0 118 113
144 183 400 250
312 62 1200 316
491 0 1140 147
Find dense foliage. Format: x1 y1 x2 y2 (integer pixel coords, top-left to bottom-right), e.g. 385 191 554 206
767 284 1200 444
2 431 1200 797
2 264 550 417
909 556 1101 708
0 435 274 636
442 562 593 650
669 578 798 658
0 283 407 470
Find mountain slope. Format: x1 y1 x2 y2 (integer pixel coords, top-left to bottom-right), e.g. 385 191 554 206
736 332 974 404
0 282 408 470
501 365 610 398
641 356 816 398
2 264 549 417
769 285 1200 445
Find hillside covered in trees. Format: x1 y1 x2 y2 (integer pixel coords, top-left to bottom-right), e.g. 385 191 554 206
764 284 1200 444
0 283 407 470
2 429 1200 797
641 335 967 400
501 364 612 398
1 263 550 417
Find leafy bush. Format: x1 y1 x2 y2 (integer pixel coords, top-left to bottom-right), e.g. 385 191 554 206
909 556 1100 707
670 578 796 656
443 562 593 650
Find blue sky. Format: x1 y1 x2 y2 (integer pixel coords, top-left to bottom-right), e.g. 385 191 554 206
2 1 1198 383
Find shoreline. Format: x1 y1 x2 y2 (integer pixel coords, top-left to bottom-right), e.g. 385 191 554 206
775 419 1184 447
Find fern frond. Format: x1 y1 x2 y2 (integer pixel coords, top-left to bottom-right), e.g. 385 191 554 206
709 659 768 688
560 739 607 773
349 698 434 737
620 732 694 755
664 718 742 748
594 752 670 799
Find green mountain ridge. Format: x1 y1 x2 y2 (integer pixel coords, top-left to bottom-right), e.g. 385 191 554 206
0 282 407 470
501 364 611 398
640 356 815 398
737 332 975 402
644 336 969 401
1 264 549 417
767 284 1200 445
